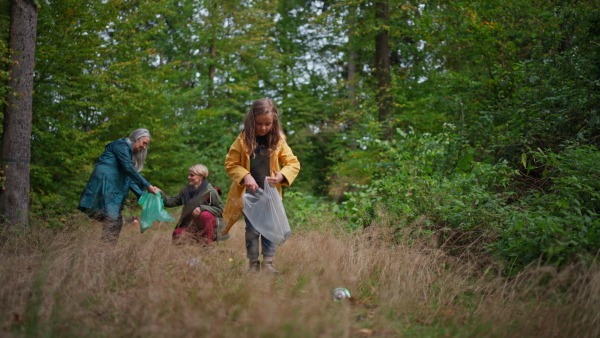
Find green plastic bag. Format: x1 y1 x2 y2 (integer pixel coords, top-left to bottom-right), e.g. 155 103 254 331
138 192 175 233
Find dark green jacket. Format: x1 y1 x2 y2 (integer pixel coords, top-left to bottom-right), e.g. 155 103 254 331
161 182 224 229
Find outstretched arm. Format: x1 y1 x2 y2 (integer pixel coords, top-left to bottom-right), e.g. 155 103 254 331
160 189 184 208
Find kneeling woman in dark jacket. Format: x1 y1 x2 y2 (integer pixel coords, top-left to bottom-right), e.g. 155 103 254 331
161 164 225 246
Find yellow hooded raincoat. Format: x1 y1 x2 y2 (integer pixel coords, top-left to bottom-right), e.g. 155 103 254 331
222 133 300 235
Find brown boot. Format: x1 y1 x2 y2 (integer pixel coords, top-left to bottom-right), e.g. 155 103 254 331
248 259 260 274
262 261 279 275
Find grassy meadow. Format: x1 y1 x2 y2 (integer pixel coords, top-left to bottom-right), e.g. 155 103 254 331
1 212 599 337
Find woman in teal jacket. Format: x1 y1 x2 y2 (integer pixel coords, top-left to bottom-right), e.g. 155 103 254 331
78 128 160 244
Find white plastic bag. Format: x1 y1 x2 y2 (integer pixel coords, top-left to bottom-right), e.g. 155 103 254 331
242 178 291 246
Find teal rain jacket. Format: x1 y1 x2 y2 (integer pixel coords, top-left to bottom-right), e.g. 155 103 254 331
78 138 151 220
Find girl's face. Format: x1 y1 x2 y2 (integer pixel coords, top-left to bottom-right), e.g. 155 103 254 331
132 137 150 152
255 113 274 137
187 171 203 188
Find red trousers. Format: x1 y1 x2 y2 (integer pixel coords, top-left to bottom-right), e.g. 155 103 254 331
172 211 216 245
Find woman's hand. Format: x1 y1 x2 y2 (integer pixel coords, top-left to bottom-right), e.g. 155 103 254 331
192 207 201 217
147 185 161 195
243 174 259 193
266 170 284 185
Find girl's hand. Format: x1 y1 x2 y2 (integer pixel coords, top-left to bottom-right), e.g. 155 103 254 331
243 174 259 193
266 170 284 185
147 185 161 194
192 207 201 217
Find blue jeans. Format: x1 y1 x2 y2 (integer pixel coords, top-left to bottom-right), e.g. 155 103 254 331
245 215 276 259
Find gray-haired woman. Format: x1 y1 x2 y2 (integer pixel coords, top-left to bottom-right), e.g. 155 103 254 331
78 128 160 244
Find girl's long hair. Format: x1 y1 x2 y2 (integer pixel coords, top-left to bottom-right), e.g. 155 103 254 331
127 128 151 172
242 98 282 156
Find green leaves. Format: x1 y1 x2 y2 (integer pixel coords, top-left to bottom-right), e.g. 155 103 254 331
20 0 600 269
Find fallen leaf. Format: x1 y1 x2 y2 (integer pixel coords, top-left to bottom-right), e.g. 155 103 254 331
357 328 373 336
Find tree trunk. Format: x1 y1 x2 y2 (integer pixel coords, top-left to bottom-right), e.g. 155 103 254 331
347 4 357 109
348 50 357 107
208 39 216 100
206 1 218 108
375 0 392 140
0 0 38 227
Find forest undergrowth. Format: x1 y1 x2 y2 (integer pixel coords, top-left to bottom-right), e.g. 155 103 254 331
1 211 599 337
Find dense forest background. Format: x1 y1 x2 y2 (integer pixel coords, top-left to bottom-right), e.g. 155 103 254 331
1 0 600 274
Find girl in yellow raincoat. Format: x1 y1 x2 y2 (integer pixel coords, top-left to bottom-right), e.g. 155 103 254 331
222 98 300 274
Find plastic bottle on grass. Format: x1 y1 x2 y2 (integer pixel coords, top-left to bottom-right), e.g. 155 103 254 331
332 288 351 301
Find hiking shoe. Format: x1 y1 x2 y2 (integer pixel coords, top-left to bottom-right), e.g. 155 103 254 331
262 262 279 275
248 260 260 274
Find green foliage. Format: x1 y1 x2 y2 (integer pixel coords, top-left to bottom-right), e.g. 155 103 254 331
494 145 600 272
287 127 340 195
283 190 333 232
334 126 512 233
335 126 600 272
26 0 341 224
425 1 600 157
6 0 599 275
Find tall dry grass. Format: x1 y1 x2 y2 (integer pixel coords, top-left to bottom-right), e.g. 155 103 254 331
1 214 599 337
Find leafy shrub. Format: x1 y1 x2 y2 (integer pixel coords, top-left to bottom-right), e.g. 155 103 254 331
283 190 333 232
493 145 600 272
29 191 78 229
334 128 600 273
335 125 493 230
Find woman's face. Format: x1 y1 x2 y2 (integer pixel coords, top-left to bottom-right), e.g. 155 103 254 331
255 113 274 137
187 171 203 188
132 137 150 153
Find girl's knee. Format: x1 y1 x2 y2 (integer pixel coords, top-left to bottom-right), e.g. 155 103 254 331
245 229 259 241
